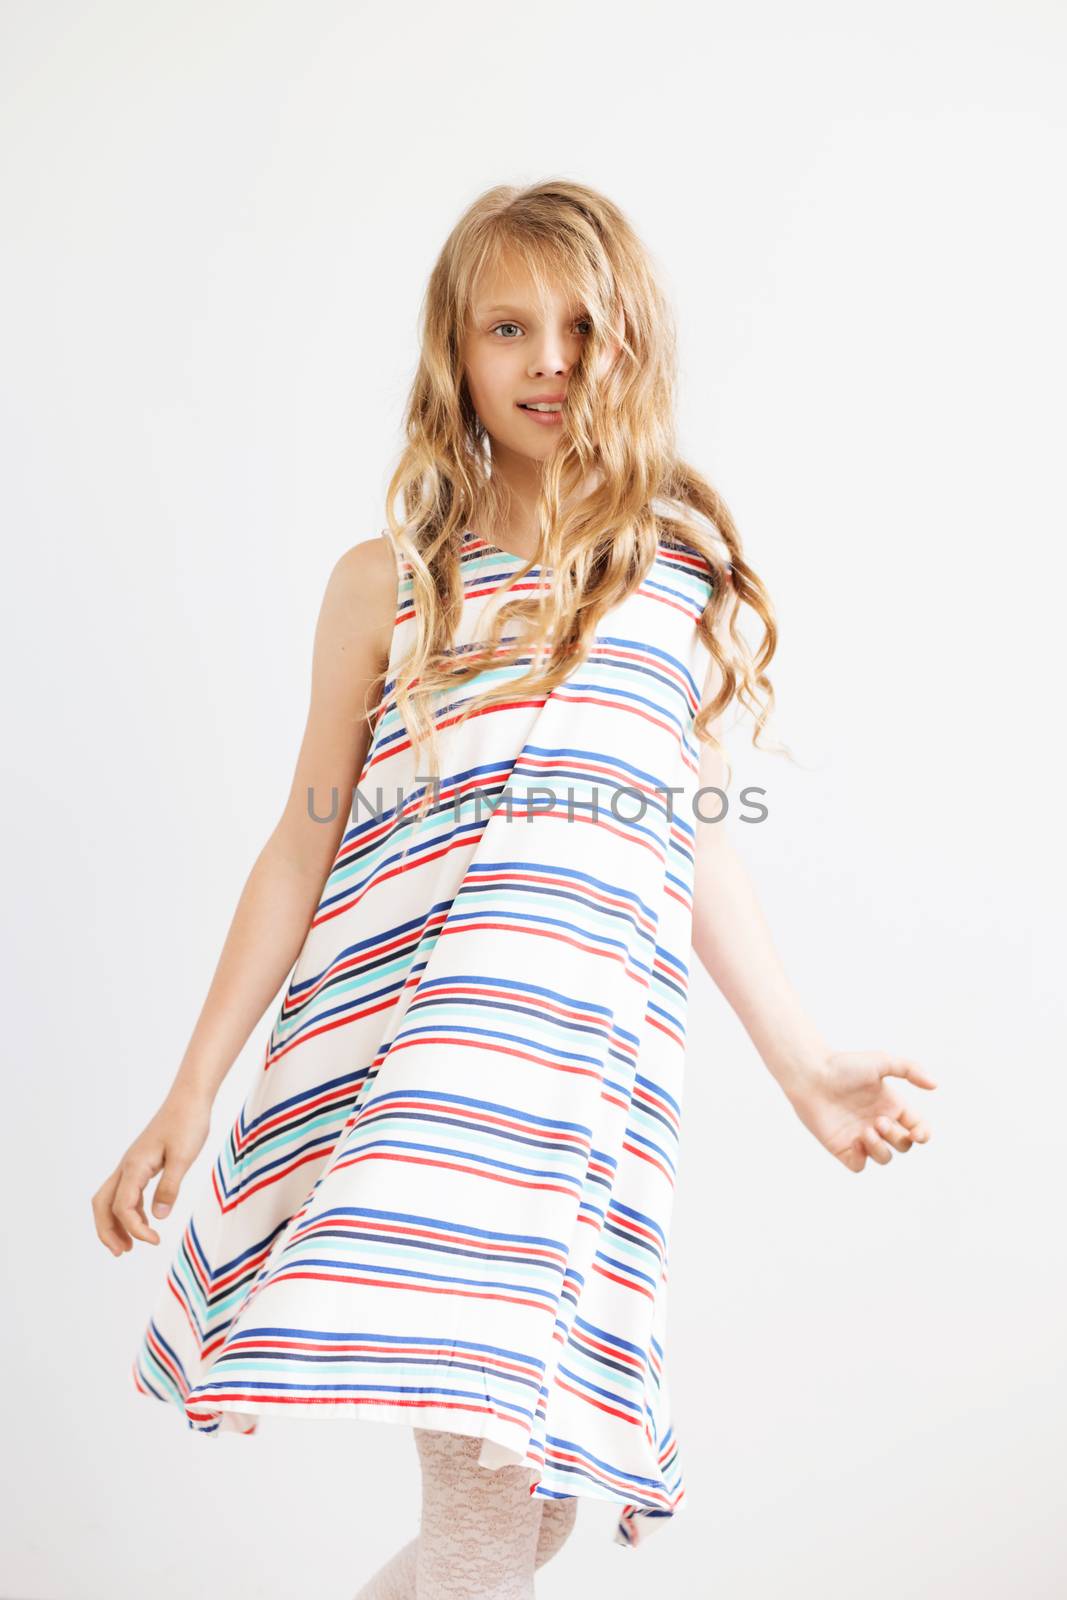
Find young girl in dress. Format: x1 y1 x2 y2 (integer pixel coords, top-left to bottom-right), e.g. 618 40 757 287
93 178 936 1599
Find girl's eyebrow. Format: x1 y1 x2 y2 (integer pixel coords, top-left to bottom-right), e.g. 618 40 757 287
480 303 580 318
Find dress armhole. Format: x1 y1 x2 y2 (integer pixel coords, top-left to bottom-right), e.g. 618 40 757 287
376 527 413 688
378 525 402 580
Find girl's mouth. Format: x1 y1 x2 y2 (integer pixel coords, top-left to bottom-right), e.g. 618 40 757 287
516 404 563 426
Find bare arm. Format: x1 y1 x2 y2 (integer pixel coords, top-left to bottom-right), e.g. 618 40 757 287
93 534 401 1252
690 658 936 1173
691 723 830 1097
169 533 399 1106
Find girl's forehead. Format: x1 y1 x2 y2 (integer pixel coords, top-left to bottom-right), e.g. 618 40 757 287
468 271 582 317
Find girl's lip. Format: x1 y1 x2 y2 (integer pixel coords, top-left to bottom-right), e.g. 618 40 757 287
516 404 563 426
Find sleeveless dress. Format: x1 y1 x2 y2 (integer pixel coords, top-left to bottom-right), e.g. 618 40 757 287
132 526 714 1549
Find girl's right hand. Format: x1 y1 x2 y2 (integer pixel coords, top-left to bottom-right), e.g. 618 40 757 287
92 1085 212 1254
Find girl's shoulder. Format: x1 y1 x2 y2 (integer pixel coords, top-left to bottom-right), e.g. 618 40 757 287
325 532 401 668
331 529 401 595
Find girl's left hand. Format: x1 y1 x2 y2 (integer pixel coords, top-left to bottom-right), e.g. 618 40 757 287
784 1051 938 1173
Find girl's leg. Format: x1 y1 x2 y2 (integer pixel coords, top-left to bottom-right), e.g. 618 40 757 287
353 1537 419 1600
531 1496 578 1567
353 1436 578 1600
413 1426 542 1599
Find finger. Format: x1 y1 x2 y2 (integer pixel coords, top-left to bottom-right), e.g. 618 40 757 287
841 1137 867 1173
861 1126 894 1165
874 1116 913 1153
112 1162 162 1245
92 1177 133 1255
896 1106 932 1143
151 1154 193 1220
880 1057 938 1091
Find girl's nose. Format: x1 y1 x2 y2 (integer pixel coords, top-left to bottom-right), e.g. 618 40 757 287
528 346 570 377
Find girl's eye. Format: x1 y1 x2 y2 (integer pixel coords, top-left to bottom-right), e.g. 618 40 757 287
490 319 593 339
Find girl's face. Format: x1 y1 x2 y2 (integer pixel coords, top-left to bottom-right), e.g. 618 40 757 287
462 256 621 465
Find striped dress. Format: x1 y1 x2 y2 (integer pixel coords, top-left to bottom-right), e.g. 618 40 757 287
132 526 714 1549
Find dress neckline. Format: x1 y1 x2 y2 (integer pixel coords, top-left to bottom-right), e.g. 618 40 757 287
462 528 541 567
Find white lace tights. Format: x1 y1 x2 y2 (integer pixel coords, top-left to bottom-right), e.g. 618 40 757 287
353 1428 578 1600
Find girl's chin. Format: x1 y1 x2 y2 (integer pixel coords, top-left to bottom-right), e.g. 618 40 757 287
485 422 566 461
508 424 564 453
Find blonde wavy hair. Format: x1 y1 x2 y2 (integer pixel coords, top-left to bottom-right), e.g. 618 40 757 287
379 177 786 824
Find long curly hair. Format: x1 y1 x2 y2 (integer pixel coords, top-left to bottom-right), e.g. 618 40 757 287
378 177 786 824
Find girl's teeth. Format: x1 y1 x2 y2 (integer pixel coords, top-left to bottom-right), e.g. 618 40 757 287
522 404 561 412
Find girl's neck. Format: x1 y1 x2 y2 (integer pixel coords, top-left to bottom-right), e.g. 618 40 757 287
486 464 606 562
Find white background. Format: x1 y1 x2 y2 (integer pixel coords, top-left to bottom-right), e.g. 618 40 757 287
1 2 1064 1596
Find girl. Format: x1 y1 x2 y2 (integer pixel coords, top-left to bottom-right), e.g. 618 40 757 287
93 178 936 1598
